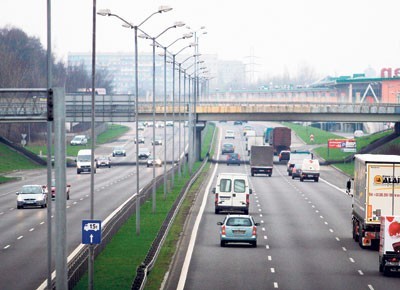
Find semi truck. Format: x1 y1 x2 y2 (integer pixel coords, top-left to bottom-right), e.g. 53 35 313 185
270 127 291 155
250 145 274 177
379 216 400 275
246 136 264 155
352 154 400 249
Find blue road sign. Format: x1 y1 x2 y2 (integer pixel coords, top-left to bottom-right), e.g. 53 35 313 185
82 220 102 244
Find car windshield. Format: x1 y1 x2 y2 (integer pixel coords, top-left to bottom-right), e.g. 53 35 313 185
229 153 238 158
114 147 123 150
223 144 233 148
77 155 91 162
226 217 252 227
21 186 41 194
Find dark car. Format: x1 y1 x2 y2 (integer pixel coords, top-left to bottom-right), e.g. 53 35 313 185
222 143 235 155
291 163 303 179
233 121 243 125
227 153 241 166
279 150 290 162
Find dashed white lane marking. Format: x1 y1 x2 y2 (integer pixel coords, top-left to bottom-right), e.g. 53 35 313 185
271 268 275 273
264 235 268 240
336 237 340 241
266 245 270 249
349 258 355 263
4 245 10 249
17 236 23 240
261 220 264 224
268 256 272 261
29 228 34 232
324 221 328 225
0 212 4 215
258 208 262 212
40 221 45 225
80 198 84 201
342 247 347 252
368 285 374 290
259 214 263 217
358 270 364 275
274 282 279 288
262 227 266 231
329 229 334 233
315 210 319 213
320 215 324 219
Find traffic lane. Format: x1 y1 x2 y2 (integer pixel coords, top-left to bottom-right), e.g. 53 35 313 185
184 165 271 290
250 170 366 290
275 164 400 289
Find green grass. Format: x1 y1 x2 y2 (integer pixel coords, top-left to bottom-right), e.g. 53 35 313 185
285 123 398 177
73 123 215 289
0 143 43 174
25 124 130 157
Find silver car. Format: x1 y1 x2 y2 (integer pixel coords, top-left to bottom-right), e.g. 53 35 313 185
16 185 48 209
217 214 259 247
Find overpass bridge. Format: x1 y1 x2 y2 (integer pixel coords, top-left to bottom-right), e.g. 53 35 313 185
0 92 399 123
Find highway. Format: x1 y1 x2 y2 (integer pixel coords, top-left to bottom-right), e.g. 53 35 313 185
0 122 184 290
165 122 400 290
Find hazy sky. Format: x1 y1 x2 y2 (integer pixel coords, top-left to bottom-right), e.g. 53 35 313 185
2 0 400 79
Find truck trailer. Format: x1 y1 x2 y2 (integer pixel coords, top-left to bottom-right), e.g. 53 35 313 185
246 136 265 155
379 216 400 275
250 145 274 176
270 127 291 155
352 154 400 249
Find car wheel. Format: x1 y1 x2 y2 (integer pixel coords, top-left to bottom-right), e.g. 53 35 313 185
227 163 230 166
292 175 295 179
300 178 304 182
215 208 219 214
244 209 249 215
220 240 226 247
17 205 22 209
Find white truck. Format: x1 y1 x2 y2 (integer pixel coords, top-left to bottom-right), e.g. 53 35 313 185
76 149 96 174
250 145 274 177
212 173 252 214
246 136 264 155
352 154 400 249
379 216 400 275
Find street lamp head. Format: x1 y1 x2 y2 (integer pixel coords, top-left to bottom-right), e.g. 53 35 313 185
122 22 134 29
97 9 111 16
183 33 193 39
158 5 173 13
174 21 185 28
138 34 151 39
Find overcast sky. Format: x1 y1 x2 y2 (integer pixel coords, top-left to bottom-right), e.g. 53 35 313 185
2 0 400 79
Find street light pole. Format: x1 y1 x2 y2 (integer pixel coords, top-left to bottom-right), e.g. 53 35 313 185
97 6 172 235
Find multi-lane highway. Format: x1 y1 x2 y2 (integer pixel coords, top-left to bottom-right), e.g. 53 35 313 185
0 122 184 290
165 122 399 290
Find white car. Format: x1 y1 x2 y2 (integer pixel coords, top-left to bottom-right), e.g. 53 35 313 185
96 156 111 168
156 122 165 128
151 137 163 146
138 148 151 159
166 121 174 127
16 185 48 209
134 135 145 144
147 156 162 167
70 135 87 146
112 146 126 157
225 130 235 139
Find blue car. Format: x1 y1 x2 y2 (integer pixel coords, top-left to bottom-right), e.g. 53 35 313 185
217 214 259 247
227 153 241 166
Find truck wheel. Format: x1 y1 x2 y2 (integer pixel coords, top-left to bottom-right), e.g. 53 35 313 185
251 171 254 177
379 262 383 272
77 170 81 174
352 221 358 241
269 174 272 177
300 177 304 182
215 208 219 214
292 175 295 180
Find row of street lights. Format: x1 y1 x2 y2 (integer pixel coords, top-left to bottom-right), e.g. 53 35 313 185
97 6 208 231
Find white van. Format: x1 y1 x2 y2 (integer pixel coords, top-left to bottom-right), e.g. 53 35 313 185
76 149 96 174
299 159 320 182
212 173 252 214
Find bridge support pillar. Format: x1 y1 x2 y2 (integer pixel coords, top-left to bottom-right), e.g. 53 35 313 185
395 122 400 135
195 121 206 161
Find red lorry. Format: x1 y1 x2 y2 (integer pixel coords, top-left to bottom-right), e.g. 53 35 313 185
270 127 291 155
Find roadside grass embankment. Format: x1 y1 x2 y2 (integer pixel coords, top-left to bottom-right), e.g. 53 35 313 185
73 122 216 290
0 124 130 183
283 122 399 176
